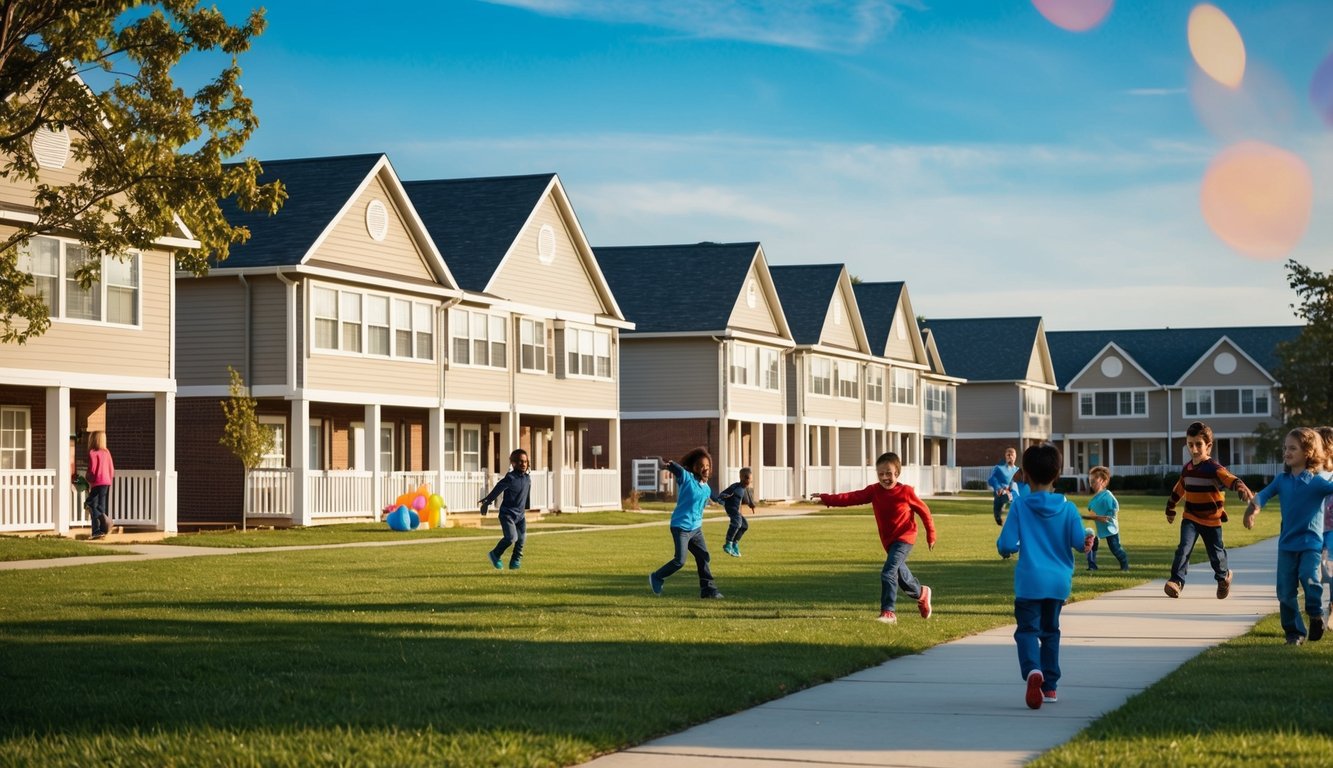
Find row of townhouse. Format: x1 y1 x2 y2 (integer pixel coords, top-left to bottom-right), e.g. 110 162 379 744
925 318 1302 487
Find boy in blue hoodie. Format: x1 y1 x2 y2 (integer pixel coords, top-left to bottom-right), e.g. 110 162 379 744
997 443 1094 710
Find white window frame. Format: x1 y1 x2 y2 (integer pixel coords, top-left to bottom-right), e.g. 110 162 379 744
379 423 397 472
443 425 457 471
310 283 433 361
760 347 780 391
1182 386 1271 417
519 317 549 374
1130 438 1165 466
461 424 482 472
890 368 916 405
308 418 325 471
258 415 286 468
0 406 32 470
1078 389 1149 419
565 326 612 380
866 365 884 403
1024 389 1050 416
730 342 752 387
808 356 832 397
18 236 141 328
924 382 949 414
834 360 859 400
449 307 507 369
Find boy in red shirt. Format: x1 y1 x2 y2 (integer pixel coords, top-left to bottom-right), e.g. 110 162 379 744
816 452 937 623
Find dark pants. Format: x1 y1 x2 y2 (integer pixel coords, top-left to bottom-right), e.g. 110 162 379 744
1169 519 1228 586
725 510 749 543
1276 549 1324 641
1014 597 1063 691
880 540 923 612
993 493 1007 525
653 526 717 596
490 510 526 566
1088 534 1129 569
86 485 111 537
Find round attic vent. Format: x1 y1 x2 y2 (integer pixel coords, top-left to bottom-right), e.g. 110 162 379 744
745 279 757 308
537 224 556 264
365 199 388 241
32 126 70 169
1100 356 1123 378
1213 351 1237 375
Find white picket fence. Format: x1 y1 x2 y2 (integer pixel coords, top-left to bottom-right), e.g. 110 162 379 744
0 469 56 532
759 466 792 500
1 469 162 532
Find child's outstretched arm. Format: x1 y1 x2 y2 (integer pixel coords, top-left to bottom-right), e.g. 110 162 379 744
814 486 874 508
1165 477 1184 523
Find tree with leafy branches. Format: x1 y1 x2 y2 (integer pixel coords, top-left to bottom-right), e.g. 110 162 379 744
219 365 273 472
1254 259 1333 457
0 1 284 343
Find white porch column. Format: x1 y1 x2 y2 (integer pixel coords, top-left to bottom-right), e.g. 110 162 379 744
753 420 766 500
552 414 567 511
46 386 71 535
830 425 841 492
428 406 444 499
777 422 789 499
716 417 731 494
575 424 585 508
291 398 311 526
366 404 382 516
155 391 177 533
607 417 620 502
499 409 519 466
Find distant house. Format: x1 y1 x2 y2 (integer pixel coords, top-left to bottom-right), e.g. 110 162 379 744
852 281 961 494
3 125 189 534
1046 325 1301 483
769 264 880 497
918 326 965 477
152 153 460 527
405 173 632 511
920 316 1057 469
597 242 796 500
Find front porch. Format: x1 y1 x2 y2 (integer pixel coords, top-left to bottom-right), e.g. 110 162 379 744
1 469 169 533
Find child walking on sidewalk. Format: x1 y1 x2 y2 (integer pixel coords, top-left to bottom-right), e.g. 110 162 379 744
1164 421 1252 599
997 443 1093 709
815 452 936 624
1082 466 1129 571
719 467 756 557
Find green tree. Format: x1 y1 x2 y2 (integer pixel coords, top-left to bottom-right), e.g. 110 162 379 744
1254 259 1333 456
219 366 273 472
0 1 284 343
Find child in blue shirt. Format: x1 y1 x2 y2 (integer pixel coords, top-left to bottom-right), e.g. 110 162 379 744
479 449 532 570
1081 466 1129 571
1244 427 1333 645
719 467 756 557
650 447 724 599
997 443 1094 709
989 447 1019 525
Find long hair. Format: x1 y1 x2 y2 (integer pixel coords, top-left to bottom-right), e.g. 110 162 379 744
87 430 107 453
679 446 712 480
1286 427 1325 472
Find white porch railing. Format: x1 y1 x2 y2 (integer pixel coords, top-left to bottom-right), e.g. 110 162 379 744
443 471 492 515
382 471 436 500
246 468 294 518
905 465 961 495
308 470 374 519
804 467 832 498
529 470 553 510
557 468 621 511
759 466 792 500
836 466 873 492
0 469 55 532
71 471 161 527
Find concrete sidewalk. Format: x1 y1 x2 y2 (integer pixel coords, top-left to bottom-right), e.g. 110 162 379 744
581 537 1280 768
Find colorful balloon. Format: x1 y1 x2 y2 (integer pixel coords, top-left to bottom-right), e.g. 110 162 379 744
411 494 427 511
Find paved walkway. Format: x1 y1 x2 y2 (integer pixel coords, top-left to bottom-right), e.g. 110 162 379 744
581 537 1280 768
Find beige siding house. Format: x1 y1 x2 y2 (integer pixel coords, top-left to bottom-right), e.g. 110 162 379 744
164 153 459 527
3 126 188 534
405 174 632 511
597 242 796 500
1046 326 1300 484
920 317 1057 476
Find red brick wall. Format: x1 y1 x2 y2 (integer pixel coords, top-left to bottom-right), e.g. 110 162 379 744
0 386 47 470
956 438 1022 468
619 417 720 496
176 396 247 525
106 398 156 470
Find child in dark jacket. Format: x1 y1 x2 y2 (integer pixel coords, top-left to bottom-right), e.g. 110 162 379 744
479 449 532 570
816 452 936 624
997 443 1094 709
719 467 757 557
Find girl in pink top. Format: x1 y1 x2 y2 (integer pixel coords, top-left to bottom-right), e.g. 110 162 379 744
86 431 114 539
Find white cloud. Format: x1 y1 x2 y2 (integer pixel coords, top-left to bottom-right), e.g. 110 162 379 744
478 0 922 52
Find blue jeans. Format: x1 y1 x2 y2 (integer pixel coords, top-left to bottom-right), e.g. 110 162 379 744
653 526 716 595
725 509 749 543
1276 548 1324 640
1014 598 1063 691
86 485 111 536
880 540 923 612
490 510 526 565
1169 519 1228 585
993 493 1007 525
1088 534 1129 569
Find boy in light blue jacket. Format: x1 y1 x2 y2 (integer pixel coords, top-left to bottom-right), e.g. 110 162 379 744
998 443 1094 710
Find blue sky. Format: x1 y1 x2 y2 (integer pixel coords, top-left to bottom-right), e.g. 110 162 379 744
205 0 1332 330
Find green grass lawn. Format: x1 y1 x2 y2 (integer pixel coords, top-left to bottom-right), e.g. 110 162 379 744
0 494 1285 766
0 535 132 562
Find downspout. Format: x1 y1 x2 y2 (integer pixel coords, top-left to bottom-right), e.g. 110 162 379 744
275 269 298 393
712 335 726 491
237 274 251 387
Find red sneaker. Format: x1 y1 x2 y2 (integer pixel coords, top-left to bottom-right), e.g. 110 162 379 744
1042 689 1057 703
1025 670 1044 710
877 610 897 624
918 585 933 619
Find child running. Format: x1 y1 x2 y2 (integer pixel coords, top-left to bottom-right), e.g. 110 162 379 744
989 447 1019 526
815 452 936 624
719 467 757 557
1164 421 1252 599
1082 466 1129 571
649 448 724 599
1244 427 1333 645
479 449 532 570
997 443 1094 709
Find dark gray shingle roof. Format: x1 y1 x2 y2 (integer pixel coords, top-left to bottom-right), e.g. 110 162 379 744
595 243 759 333
919 317 1044 381
218 154 384 268
768 264 846 345
852 282 905 356
1046 326 1304 388
403 174 555 292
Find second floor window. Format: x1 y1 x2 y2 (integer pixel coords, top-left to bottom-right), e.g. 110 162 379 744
891 368 916 405
19 236 140 326
450 308 506 368
1183 387 1270 417
1025 389 1050 416
835 360 859 399
519 318 548 373
808 356 831 396
730 343 781 391
866 365 884 403
760 348 780 390
1079 390 1147 418
924 383 950 413
312 285 432 360
566 326 612 378
730 343 751 386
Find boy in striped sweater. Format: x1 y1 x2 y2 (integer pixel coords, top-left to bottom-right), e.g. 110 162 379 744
1164 421 1253 599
